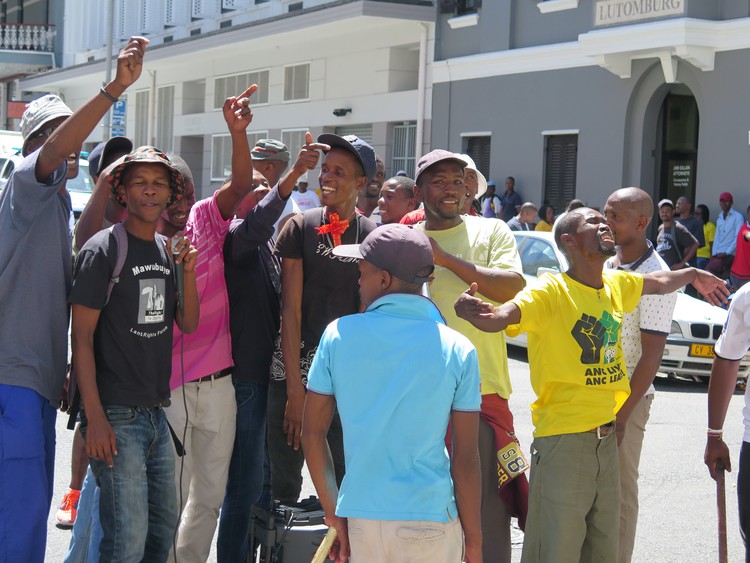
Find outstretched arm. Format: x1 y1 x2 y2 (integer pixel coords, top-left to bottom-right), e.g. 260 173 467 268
37 37 148 182
642 268 729 307
454 282 521 332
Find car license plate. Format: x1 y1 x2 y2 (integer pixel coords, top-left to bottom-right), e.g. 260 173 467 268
690 344 715 358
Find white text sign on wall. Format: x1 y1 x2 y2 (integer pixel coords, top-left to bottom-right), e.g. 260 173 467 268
595 0 685 26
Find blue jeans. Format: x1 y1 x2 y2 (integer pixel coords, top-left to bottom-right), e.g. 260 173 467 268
0 384 56 563
64 467 101 563
82 406 177 563
217 379 271 563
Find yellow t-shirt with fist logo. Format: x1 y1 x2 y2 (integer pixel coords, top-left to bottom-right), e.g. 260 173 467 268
505 270 643 437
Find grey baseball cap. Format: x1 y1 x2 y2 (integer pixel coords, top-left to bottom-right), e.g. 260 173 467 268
333 224 435 284
414 149 466 185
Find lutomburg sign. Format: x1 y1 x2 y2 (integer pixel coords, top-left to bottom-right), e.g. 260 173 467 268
594 0 685 26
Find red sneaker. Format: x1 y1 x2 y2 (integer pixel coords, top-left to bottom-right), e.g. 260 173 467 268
55 488 81 528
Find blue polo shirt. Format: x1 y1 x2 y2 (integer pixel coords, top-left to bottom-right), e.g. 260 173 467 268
307 292 480 522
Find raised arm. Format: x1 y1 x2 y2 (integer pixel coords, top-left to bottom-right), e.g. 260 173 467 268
215 84 257 220
172 235 200 333
454 282 522 333
37 37 147 182
75 157 127 251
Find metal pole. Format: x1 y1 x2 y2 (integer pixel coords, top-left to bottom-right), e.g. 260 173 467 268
102 0 115 141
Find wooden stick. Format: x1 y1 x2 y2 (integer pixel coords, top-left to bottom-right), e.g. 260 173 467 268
717 463 728 563
311 527 337 563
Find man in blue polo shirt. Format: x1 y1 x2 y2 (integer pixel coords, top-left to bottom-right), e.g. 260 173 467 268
301 224 482 563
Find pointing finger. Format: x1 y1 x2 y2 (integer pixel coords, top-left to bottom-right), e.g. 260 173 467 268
238 83 258 99
305 131 313 145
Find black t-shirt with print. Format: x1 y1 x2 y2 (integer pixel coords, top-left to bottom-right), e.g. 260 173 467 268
71 228 176 407
273 209 376 379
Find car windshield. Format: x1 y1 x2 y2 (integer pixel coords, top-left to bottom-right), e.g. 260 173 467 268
67 162 92 194
516 236 564 276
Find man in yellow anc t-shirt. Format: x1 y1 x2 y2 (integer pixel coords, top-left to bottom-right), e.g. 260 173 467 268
455 207 729 563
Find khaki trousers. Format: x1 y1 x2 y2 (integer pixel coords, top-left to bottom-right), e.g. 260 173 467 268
522 431 620 563
348 516 463 563
617 394 653 563
164 375 237 563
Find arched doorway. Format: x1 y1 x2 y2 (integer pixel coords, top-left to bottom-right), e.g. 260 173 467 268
655 86 700 205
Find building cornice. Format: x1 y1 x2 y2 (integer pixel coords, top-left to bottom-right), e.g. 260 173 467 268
433 17 750 85
20 0 434 90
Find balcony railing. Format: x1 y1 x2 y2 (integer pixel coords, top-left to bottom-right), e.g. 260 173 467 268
0 23 55 52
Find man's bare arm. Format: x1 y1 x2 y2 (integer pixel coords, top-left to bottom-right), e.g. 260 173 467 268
431 238 524 303
642 268 729 306
37 37 147 182
451 411 483 563
454 282 522 333
71 304 117 468
705 357 740 480
280 257 306 450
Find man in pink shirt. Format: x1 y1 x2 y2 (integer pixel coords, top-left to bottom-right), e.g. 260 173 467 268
163 83 260 563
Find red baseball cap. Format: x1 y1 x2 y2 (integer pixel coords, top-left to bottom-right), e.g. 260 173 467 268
720 192 734 203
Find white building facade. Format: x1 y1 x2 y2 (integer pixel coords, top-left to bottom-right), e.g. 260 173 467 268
20 0 435 197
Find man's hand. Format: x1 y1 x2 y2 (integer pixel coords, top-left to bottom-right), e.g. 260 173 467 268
705 436 732 480
222 84 258 134
171 233 198 273
692 269 730 307
113 37 149 89
454 283 496 321
323 515 350 563
291 132 330 176
284 384 306 450
85 412 117 468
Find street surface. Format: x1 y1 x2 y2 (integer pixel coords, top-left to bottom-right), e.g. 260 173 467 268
46 346 745 562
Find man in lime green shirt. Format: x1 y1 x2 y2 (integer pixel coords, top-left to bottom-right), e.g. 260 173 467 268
413 149 526 563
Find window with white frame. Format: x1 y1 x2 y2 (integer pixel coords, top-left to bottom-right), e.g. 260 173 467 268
283 63 310 102
281 129 308 163
212 131 268 181
214 70 269 109
134 91 150 147
392 122 416 178
156 86 175 153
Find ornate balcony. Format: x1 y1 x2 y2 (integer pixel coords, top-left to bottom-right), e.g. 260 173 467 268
0 23 56 80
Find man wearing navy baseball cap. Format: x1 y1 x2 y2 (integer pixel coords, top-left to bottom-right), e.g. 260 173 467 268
271 133 378 507
302 224 483 563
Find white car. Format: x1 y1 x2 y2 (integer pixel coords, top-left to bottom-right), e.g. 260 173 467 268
0 152 91 218
506 231 750 382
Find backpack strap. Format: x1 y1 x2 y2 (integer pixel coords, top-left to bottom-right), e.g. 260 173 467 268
106 222 128 305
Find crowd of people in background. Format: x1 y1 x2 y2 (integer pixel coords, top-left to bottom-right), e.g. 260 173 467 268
2 36 750 563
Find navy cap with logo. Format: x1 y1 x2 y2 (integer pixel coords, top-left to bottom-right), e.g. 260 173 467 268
333 224 435 284
318 133 377 181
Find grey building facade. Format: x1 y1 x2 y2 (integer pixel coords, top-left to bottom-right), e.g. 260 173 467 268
432 0 750 222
